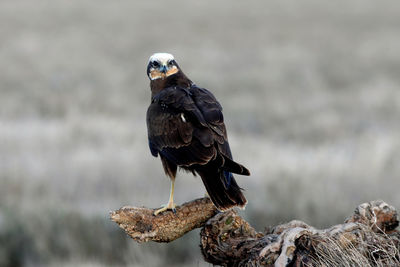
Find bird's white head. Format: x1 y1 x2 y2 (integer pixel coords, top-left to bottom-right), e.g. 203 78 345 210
147 53 179 80
149 53 174 64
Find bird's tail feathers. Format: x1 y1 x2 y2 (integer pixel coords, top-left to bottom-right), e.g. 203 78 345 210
198 168 247 211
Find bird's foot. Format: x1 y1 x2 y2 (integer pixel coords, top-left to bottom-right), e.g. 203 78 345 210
154 202 177 215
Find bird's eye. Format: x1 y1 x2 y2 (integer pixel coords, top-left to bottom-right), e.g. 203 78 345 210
152 61 160 67
168 60 174 66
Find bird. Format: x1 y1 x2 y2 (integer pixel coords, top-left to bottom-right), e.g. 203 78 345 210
146 53 250 215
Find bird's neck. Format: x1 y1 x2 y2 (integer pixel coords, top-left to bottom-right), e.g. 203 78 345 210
150 71 193 97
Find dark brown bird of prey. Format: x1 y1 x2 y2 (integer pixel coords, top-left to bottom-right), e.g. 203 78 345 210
146 53 250 215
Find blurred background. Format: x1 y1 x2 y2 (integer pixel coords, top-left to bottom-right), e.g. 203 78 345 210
1 0 400 266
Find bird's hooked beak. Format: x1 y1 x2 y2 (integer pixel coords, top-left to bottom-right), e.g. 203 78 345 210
159 64 168 74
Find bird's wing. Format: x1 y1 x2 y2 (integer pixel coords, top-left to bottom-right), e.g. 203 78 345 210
146 86 217 166
190 86 250 176
189 86 233 158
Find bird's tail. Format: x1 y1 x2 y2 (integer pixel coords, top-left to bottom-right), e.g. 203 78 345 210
197 162 248 211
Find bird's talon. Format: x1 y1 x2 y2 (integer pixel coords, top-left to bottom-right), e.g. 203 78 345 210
153 202 176 215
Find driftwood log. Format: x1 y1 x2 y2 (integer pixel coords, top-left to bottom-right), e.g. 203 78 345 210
110 199 400 266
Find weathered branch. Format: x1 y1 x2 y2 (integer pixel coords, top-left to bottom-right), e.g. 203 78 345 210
110 197 217 242
111 199 400 266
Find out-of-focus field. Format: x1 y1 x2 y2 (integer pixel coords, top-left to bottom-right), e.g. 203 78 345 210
1 0 400 266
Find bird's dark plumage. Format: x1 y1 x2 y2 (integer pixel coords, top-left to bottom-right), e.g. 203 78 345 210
146 53 249 212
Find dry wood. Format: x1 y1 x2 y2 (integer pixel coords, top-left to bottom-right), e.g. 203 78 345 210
111 199 400 266
110 197 217 242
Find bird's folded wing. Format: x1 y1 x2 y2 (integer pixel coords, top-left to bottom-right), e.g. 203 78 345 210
146 86 232 166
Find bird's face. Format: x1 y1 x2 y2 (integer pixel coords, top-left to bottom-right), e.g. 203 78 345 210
147 53 179 80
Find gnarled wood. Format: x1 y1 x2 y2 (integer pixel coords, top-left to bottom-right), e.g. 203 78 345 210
110 197 217 242
111 199 400 266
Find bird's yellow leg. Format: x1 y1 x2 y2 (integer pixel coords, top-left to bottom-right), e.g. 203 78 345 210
154 179 176 215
